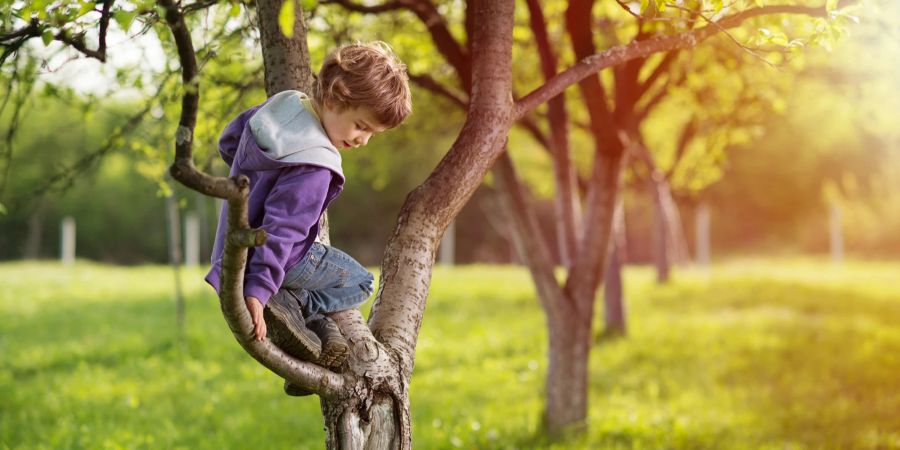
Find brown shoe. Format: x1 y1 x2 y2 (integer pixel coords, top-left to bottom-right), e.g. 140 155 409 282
309 316 349 369
264 291 321 361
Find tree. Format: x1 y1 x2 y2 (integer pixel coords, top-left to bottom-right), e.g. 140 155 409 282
319 0 859 437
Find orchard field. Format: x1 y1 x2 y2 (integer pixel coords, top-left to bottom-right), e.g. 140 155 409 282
1 259 899 449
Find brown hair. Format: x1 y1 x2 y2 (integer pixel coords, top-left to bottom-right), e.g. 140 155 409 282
314 41 412 129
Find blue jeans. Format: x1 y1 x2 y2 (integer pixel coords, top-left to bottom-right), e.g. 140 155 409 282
279 242 375 321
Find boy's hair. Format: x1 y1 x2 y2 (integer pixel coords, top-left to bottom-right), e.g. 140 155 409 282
314 41 412 129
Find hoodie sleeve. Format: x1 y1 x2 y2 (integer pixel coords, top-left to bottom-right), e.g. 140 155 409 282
218 105 263 167
243 166 332 305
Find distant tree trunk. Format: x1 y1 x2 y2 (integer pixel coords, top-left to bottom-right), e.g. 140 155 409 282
478 195 517 264
438 219 455 265
23 206 43 259
830 202 843 264
165 193 185 330
60 216 75 265
662 188 690 266
184 211 200 267
649 173 690 282
695 200 711 268
603 198 627 337
650 175 670 283
194 191 209 261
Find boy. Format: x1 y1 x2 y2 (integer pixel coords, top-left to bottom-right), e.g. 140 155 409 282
204 42 412 394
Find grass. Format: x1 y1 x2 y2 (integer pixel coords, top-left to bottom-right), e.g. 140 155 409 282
1 258 899 449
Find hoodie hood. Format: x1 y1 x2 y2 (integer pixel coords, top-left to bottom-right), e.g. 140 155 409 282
237 90 344 180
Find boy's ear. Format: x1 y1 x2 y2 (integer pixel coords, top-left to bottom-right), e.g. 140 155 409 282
322 99 343 113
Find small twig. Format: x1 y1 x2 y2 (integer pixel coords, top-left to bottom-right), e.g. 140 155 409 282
613 0 643 21
183 0 221 15
320 0 407 14
665 2 780 70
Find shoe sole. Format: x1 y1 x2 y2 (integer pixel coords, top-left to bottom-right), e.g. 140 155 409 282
264 302 321 361
318 337 349 368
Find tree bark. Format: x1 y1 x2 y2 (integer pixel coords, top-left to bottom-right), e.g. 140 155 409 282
256 0 314 95
544 307 592 434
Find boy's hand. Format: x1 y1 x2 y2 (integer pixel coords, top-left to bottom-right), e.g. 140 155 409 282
245 296 266 341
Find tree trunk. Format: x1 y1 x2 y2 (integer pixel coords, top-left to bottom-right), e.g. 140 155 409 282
544 308 592 434
603 198 626 336
660 182 690 265
438 219 455 265
256 0 314 95
23 206 43 259
60 216 75 265
493 151 590 435
184 211 199 267
650 175 670 283
830 202 843 264
695 200 710 268
195 190 210 260
165 193 185 330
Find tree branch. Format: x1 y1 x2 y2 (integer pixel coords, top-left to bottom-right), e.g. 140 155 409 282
525 0 579 268
636 50 678 99
516 2 848 119
493 150 571 324
665 119 698 180
320 0 406 13
182 0 223 14
408 73 467 109
633 64 687 122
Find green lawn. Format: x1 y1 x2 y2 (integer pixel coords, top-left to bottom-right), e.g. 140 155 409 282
1 259 899 449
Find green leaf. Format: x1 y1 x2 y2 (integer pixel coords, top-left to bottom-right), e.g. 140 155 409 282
640 0 649 14
826 0 838 12
710 0 724 12
113 10 138 31
41 29 54 46
278 0 295 38
229 3 241 17
77 1 94 16
655 0 666 12
0 202 6 215
770 32 789 47
299 0 317 10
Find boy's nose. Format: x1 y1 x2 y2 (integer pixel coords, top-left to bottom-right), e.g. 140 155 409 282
356 133 371 147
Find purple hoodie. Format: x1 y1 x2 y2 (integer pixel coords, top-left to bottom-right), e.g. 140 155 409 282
205 91 345 305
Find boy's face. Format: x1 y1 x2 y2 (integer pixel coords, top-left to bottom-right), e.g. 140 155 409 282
319 102 387 151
